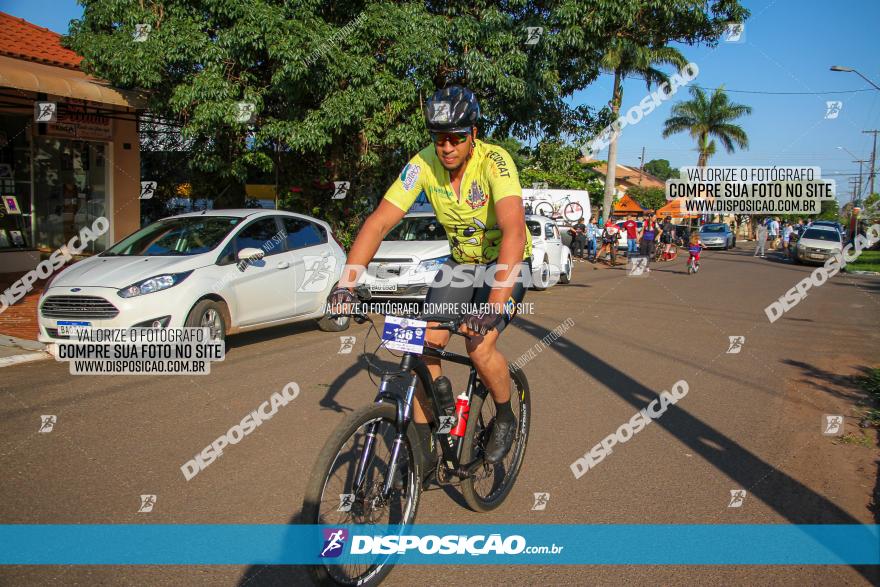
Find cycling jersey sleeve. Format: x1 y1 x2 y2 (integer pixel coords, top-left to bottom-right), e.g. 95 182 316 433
383 156 426 213
484 146 522 203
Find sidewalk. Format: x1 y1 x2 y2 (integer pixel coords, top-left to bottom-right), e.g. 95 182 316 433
0 333 49 368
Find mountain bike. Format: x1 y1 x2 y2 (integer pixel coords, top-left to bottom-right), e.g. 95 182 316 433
533 195 583 222
302 290 531 586
654 242 678 262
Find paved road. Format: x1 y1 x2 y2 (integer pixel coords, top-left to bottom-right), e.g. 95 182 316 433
1 243 878 586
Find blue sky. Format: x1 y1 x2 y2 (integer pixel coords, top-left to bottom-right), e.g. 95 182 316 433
4 0 879 199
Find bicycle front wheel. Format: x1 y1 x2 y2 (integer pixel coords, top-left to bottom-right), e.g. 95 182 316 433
302 403 422 587
459 366 531 512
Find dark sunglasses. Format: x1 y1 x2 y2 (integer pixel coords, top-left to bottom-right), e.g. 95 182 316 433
430 131 471 146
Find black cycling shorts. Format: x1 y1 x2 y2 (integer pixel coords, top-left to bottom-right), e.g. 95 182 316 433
424 259 529 334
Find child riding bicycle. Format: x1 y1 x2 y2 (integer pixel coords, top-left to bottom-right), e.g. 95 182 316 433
687 233 703 273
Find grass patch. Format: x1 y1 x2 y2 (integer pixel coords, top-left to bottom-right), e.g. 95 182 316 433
836 432 874 448
855 367 880 400
845 250 880 273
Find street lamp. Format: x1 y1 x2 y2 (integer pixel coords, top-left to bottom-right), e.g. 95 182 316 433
830 65 880 91
837 146 858 160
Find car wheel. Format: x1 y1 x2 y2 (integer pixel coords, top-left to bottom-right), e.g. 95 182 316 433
559 252 572 284
185 299 227 343
317 307 351 332
532 256 551 290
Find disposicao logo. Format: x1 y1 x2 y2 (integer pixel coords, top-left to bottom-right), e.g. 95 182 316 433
320 528 348 558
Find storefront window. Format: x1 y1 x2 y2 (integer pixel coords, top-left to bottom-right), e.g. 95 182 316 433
32 137 109 253
0 114 32 250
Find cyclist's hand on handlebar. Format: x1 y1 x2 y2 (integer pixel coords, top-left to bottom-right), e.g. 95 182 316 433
461 310 502 337
328 287 356 315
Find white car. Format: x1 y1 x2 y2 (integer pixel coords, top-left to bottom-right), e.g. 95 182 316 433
794 226 843 265
361 212 451 299
359 212 572 297
526 214 573 289
38 210 348 344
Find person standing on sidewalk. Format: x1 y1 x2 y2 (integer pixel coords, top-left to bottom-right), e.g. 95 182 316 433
570 217 587 260
754 219 768 258
768 217 780 250
639 213 659 263
586 217 601 262
781 221 794 260
622 214 638 257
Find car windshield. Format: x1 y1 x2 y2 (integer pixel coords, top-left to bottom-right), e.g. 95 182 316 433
103 216 242 256
700 224 727 233
385 216 447 241
526 221 543 237
803 228 841 242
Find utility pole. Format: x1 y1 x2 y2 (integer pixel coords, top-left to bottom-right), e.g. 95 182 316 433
638 146 646 186
853 159 869 201
863 130 879 196
848 178 859 204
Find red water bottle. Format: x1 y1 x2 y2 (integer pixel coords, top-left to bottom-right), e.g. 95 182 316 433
450 393 470 437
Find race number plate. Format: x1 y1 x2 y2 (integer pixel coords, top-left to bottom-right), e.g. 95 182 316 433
381 316 427 354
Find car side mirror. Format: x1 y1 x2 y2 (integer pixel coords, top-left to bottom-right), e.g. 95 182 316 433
237 247 264 261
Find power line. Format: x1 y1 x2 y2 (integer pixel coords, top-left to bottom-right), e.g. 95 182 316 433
690 86 876 96
607 72 879 95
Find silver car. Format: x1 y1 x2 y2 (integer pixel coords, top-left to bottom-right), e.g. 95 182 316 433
794 226 843 265
699 223 736 249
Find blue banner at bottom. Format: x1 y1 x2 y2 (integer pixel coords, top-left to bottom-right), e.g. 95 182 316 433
0 525 877 565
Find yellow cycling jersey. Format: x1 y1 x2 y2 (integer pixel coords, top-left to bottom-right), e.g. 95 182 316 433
383 139 532 264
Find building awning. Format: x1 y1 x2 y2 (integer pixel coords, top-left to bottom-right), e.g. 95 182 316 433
0 54 144 109
655 198 699 219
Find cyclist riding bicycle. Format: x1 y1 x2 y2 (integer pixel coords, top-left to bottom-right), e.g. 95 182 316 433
687 233 704 271
329 85 532 476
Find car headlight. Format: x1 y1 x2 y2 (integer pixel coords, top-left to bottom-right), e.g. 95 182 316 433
797 243 806 251
117 271 193 298
414 256 449 273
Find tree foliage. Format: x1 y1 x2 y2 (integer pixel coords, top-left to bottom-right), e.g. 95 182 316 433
627 185 666 211
65 0 748 233
643 158 676 181
662 86 752 166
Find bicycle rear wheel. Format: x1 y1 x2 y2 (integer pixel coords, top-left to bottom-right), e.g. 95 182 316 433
302 403 421 586
563 202 583 222
459 366 531 512
534 201 553 218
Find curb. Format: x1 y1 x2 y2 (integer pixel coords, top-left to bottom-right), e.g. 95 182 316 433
0 352 50 369
0 334 46 352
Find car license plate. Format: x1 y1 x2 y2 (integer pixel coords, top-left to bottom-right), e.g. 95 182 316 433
809 253 825 260
369 281 397 293
381 316 427 354
57 321 91 336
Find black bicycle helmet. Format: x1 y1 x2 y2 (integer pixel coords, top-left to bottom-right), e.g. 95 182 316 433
424 85 480 133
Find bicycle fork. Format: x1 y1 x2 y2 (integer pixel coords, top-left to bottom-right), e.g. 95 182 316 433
351 374 419 499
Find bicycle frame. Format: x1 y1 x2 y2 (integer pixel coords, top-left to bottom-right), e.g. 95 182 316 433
352 346 487 499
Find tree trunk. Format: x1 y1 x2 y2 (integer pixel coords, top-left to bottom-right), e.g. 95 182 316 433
601 69 624 222
697 133 709 167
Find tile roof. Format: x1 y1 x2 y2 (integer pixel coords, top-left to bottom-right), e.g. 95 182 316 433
580 157 666 190
0 11 82 70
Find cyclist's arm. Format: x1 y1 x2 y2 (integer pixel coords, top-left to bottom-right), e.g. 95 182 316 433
488 196 527 309
338 200 407 288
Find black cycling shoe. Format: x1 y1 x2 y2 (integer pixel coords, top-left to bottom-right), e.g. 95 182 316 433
484 417 516 464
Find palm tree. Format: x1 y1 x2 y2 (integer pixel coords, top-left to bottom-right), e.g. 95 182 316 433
598 39 688 222
662 86 752 166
